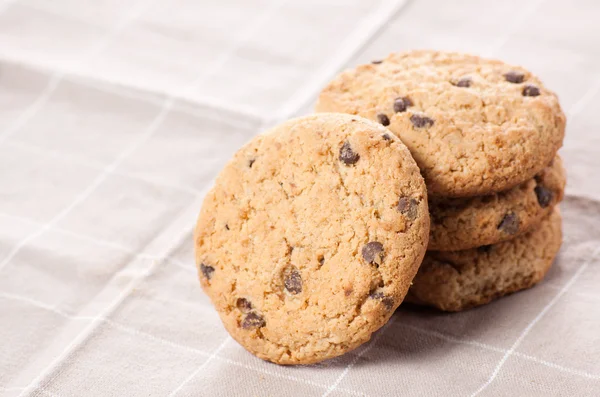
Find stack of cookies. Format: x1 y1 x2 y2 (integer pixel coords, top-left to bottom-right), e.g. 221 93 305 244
194 50 566 365
316 50 566 312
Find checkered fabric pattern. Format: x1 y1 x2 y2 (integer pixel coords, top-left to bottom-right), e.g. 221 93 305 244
0 0 599 396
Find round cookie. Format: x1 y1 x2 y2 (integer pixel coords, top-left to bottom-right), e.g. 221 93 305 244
316 50 566 197
194 113 429 364
429 155 565 251
406 209 562 312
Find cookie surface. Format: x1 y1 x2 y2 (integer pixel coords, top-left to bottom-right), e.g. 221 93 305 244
429 156 565 251
316 50 565 197
407 209 562 312
194 113 429 364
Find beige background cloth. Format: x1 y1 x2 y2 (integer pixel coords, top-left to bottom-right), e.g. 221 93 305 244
0 0 599 396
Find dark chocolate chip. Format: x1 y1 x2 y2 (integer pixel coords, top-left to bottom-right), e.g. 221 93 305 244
534 185 553 208
377 113 390 126
200 263 215 280
497 213 519 235
339 141 360 165
522 85 540 97
241 312 265 329
397 197 419 220
370 291 394 309
455 77 472 87
371 60 383 64
381 296 394 310
283 266 302 295
478 245 493 254
393 97 412 113
504 71 525 84
410 114 434 128
382 133 391 141
248 159 255 168
236 298 252 313
362 242 384 266
225 224 230 230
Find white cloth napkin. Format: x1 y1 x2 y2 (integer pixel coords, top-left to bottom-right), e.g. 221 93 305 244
1 0 599 395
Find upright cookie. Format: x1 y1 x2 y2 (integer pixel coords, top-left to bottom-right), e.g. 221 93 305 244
194 113 429 364
316 50 565 197
407 209 562 312
429 156 565 251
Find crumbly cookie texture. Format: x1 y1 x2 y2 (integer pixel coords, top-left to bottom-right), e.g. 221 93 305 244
406 209 562 312
429 155 565 251
316 50 566 197
194 113 429 364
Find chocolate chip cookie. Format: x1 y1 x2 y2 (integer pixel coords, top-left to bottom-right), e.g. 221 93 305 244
194 113 429 364
406 209 562 312
429 156 565 251
316 50 566 197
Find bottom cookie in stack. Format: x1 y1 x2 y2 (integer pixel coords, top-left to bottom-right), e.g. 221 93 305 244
406 209 562 312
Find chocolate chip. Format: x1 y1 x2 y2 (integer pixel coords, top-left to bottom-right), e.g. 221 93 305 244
504 71 525 84
370 291 394 309
382 133 391 141
248 159 255 168
478 245 493 254
393 97 412 113
362 242 384 266
371 60 383 64
283 266 302 295
382 296 394 310
397 197 419 220
318 256 325 266
377 113 390 126
522 85 540 97
225 224 230 230
455 77 471 87
236 298 252 313
534 185 553 208
410 114 434 128
498 213 519 235
339 141 360 165
200 263 215 280
241 312 265 329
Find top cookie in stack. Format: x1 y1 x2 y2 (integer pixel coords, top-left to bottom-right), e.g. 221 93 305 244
316 50 566 251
